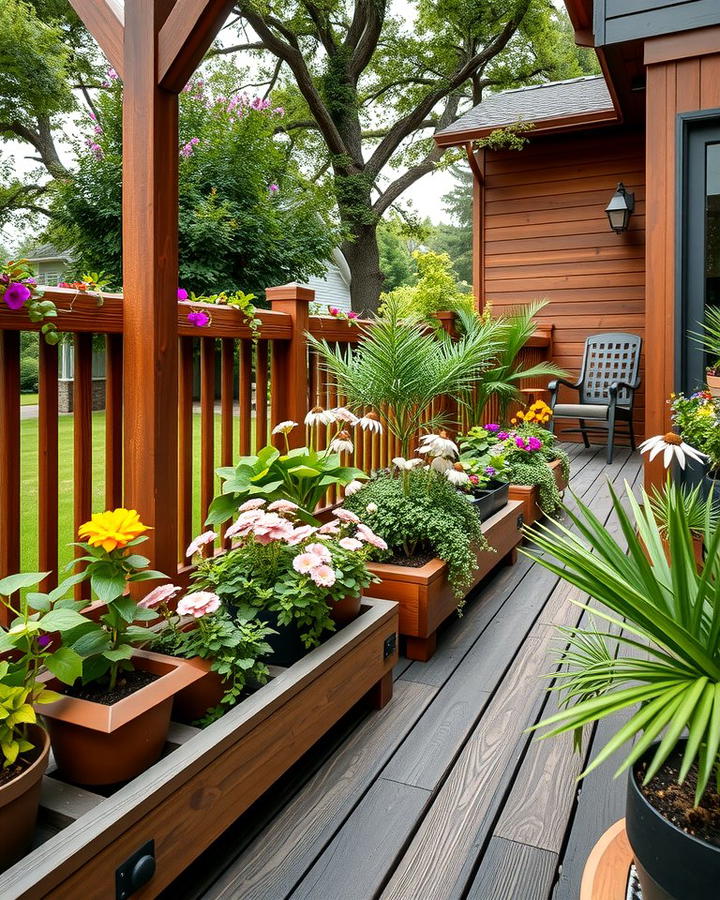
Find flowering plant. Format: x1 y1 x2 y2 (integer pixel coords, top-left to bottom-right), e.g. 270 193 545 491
179 288 260 339
206 410 375 526
670 391 720 472
1 259 59 344
71 509 169 689
147 586 275 724
192 501 379 648
0 571 93 767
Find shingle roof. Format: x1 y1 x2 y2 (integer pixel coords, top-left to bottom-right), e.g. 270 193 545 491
435 75 615 144
23 242 72 261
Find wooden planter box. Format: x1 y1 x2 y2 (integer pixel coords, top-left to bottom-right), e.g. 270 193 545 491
0 599 398 899
508 458 568 526
366 500 524 661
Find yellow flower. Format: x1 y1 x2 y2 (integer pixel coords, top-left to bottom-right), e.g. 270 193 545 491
517 411 525 419
78 508 149 553
511 417 517 424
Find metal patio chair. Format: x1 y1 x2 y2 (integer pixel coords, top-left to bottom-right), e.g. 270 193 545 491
548 332 642 464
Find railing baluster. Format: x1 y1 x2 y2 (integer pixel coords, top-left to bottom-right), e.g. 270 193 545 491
255 341 268 452
220 339 234 546
0 331 20 620
200 337 215 554
105 333 123 509
39 340 59 592
238 339 252 456
73 333 93 600
178 336 194 563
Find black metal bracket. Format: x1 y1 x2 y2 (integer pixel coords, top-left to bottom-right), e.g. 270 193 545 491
116 840 156 899
383 632 397 659
516 513 524 531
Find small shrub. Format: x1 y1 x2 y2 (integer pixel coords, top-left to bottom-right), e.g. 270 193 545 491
19 356 38 393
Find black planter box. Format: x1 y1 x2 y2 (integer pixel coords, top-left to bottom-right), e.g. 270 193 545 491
464 480 509 521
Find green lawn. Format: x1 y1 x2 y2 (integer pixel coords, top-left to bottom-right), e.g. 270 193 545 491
21 393 39 406
20 411 255 576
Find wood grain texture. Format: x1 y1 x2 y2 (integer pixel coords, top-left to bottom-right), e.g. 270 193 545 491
67 0 124 75
0 330 20 619
579 819 632 900
269 286 311 450
73 333 93 601
104 333 123 509
466 837 558 900
38 339 59 592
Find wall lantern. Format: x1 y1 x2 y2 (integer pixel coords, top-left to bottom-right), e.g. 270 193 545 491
605 182 635 233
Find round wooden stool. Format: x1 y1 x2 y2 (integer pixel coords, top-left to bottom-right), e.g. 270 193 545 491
580 819 634 900
519 386 550 407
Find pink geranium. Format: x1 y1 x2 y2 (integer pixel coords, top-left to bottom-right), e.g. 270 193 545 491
268 499 299 513
293 551 324 574
252 512 295 544
185 530 218 557
311 565 336 587
335 508 360 524
139 584 181 609
239 498 266 512
318 520 340 535
286 524 317 545
225 510 264 538
356 523 388 550
339 537 363 551
305 542 332 564
177 591 221 618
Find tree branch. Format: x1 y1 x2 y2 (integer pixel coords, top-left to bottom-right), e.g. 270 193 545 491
0 116 68 180
347 0 387 82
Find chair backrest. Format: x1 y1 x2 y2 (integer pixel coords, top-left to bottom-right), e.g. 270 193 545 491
578 332 642 408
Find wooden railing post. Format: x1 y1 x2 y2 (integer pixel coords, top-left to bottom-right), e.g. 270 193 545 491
435 310 460 438
267 285 313 449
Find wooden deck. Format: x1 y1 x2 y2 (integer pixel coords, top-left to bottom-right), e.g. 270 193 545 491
164 445 642 900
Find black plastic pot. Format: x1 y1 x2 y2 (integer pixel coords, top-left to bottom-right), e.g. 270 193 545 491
256 610 308 668
464 480 509 521
626 742 720 900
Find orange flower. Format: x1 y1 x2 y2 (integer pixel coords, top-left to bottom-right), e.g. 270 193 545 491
78 508 149 552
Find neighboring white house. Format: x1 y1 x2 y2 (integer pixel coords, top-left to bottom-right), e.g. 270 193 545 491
295 247 352 312
23 243 73 286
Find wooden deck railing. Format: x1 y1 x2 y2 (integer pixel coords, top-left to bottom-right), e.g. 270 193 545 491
0 284 552 618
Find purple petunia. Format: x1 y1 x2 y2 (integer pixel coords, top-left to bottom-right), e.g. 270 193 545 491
3 282 31 310
527 436 542 451
187 310 210 328
484 423 500 432
268 183 279 193
177 288 188 301
515 437 528 450
484 466 496 476
497 431 509 440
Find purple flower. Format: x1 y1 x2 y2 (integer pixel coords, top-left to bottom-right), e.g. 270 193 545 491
3 282 31 310
187 310 210 328
484 466 496 476
527 437 542 451
515 437 528 450
177 288 188 301
497 431 509 440
94 125 103 135
268 183 279 193
484 424 500 432
273 106 285 116
38 635 52 649
108 68 119 80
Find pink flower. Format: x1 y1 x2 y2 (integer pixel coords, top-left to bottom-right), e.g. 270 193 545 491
293 551 324 574
356 523 388 550
335 508 360 524
318 520 340 535
339 537 363 551
485 424 500 432
239 498 266 512
527 436 542 451
177 288 188 301
311 565 336 587
329 306 340 316
185 530 218 557
177 591 221 618
268 499 299 513
286 524 317 545
497 431 509 440
273 107 285 116
3 283 31 310
268 183 279 193
226 510 264 538
348 311 359 320
252 512 295 544
139 584 181 609
305 542 332 563
187 310 210 327
515 437 528 450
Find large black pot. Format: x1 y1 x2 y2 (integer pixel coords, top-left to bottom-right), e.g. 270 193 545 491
256 609 308 668
626 742 720 899
464 480 509 522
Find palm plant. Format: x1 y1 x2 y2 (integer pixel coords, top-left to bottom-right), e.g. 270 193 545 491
307 295 499 457
526 481 720 805
649 477 718 538
689 305 720 372
456 300 566 425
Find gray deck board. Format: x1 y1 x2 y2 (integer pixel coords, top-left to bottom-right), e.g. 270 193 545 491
193 446 641 900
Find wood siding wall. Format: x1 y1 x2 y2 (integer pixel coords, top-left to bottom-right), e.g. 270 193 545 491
480 129 646 440
644 43 720 485
595 0 720 48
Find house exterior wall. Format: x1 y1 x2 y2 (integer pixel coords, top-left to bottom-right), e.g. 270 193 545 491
594 0 720 48
479 128 646 439
643 32 720 484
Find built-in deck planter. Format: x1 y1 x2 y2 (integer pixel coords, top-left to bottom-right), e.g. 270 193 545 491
365 500 524 661
464 480 509 521
508 458 568 526
0 599 398 897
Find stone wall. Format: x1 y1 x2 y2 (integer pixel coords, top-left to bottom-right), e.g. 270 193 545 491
58 378 106 413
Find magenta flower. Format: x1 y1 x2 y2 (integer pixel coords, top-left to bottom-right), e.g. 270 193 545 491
485 466 496 476
348 311 359 319
38 635 52 649
527 436 542 451
108 68 119 80
497 431 509 440
485 424 500 432
273 107 285 116
515 437 528 450
187 310 210 327
329 306 340 316
177 288 188 301
268 183 279 193
3 282 31 310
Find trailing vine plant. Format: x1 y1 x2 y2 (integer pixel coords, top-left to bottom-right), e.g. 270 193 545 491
0 259 59 344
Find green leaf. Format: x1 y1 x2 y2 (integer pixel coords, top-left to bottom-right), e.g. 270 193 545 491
110 594 138 623
0 572 47 596
72 628 111 657
91 572 127 605
45 647 83 685
41 608 91 632
103 645 134 662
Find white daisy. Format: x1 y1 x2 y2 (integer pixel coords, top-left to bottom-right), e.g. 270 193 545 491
417 432 459 458
358 411 383 434
344 479 364 496
392 457 423 471
446 464 470 486
332 407 359 426
329 430 354 454
638 432 707 470
272 420 298 435
430 456 452 474
305 406 336 426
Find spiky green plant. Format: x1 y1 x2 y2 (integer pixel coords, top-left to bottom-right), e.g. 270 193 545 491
689 305 720 371
526 481 720 805
649 477 718 538
306 294 499 457
456 300 567 425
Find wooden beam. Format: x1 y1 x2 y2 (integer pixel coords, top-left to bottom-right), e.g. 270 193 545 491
121 0 180 578
158 0 237 92
67 0 124 78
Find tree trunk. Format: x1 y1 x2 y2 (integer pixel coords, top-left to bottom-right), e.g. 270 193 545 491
341 224 384 316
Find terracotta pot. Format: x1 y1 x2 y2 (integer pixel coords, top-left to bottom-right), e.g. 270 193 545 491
0 724 50 872
330 594 362 628
172 656 229 724
707 373 720 398
38 650 203 786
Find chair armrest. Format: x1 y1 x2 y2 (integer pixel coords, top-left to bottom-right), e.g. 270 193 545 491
608 379 640 398
548 377 581 393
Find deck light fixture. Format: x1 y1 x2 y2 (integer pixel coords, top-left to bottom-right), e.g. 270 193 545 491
605 182 634 233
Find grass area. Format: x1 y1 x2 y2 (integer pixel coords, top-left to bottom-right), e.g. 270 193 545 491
19 411 256 577
20 393 39 406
